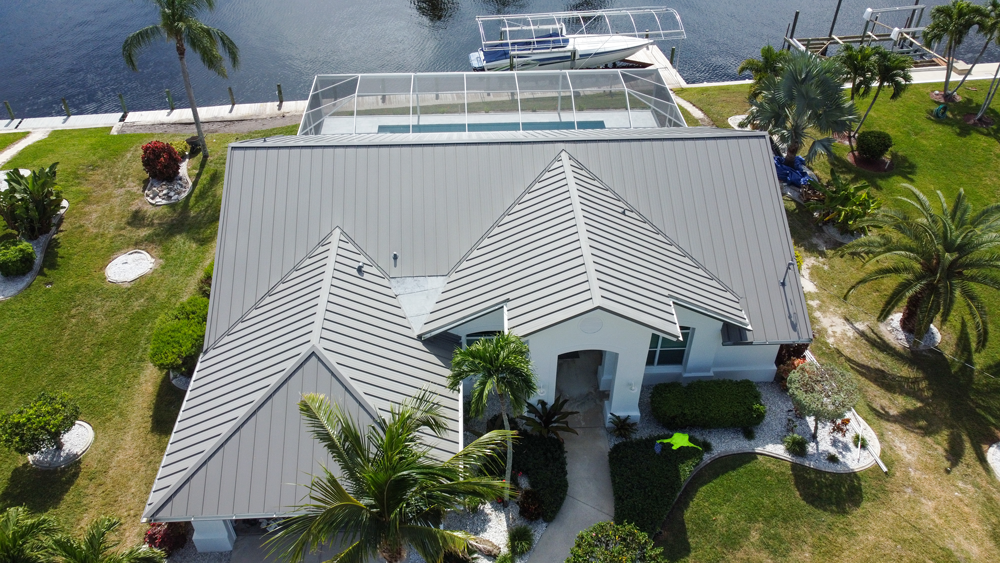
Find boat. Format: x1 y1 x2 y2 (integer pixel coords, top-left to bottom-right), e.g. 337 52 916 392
469 8 685 72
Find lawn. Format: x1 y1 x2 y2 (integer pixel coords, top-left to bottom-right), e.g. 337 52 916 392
0 132 29 152
0 124 296 540
656 79 1000 560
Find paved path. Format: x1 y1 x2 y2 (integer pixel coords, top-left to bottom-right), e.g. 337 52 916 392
527 405 613 563
0 129 50 168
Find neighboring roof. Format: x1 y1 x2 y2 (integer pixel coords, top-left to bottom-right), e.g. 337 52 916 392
419 151 750 339
212 128 810 346
143 228 459 522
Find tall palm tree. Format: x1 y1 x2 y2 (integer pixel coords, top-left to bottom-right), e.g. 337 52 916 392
266 392 512 563
740 50 856 166
49 516 165 563
0 507 59 563
840 185 1000 350
122 0 240 159
737 45 790 99
854 47 913 135
447 332 537 503
923 0 985 101
975 2 1000 122
952 0 1000 93
836 44 877 101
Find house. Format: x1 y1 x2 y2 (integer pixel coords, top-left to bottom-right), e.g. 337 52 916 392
142 70 811 552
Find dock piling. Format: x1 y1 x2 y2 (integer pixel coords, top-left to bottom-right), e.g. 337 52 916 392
669 46 676 65
61 98 71 118
166 89 175 111
228 87 236 107
828 0 844 37
789 10 800 47
277 84 284 107
118 93 128 115
3 101 13 121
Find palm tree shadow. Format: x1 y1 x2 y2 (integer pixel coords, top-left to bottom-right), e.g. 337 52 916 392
924 97 1000 142
827 151 917 189
125 167 221 247
189 155 209 194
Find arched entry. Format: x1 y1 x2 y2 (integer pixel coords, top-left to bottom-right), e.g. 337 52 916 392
556 350 611 409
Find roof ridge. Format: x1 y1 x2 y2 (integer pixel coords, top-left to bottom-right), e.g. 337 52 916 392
560 151 601 309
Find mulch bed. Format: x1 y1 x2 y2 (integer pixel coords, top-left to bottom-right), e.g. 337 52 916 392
848 151 894 173
930 90 961 103
963 113 995 127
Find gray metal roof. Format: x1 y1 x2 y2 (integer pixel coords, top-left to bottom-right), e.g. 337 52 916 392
418 150 749 339
143 228 459 522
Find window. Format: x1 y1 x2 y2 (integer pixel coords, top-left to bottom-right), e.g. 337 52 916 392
465 331 501 348
646 328 690 366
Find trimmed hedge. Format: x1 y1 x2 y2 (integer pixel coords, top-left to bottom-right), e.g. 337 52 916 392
650 380 766 429
856 130 893 161
149 296 209 373
609 434 705 535
0 392 80 455
566 521 665 563
0 241 35 277
511 433 567 522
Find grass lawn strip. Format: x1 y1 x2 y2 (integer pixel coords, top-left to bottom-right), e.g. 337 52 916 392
0 132 30 153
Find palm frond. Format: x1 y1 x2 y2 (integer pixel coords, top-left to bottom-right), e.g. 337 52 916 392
122 25 165 71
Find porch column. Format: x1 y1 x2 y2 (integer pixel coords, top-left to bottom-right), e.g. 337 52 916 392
192 520 236 552
603 341 648 427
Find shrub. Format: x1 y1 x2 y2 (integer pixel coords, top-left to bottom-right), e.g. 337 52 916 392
650 380 766 429
141 141 182 181
566 521 665 563
169 140 189 159
609 434 705 535
0 227 17 245
198 259 214 297
0 241 35 277
0 164 63 240
510 433 567 522
783 434 808 457
608 413 638 440
0 392 80 455
853 433 869 449
806 171 880 234
795 249 803 271
520 396 578 440
144 522 188 555
787 361 860 438
495 554 513 563
148 296 209 374
826 453 840 463
517 488 543 521
775 342 809 367
507 524 534 557
856 130 893 161
775 357 807 391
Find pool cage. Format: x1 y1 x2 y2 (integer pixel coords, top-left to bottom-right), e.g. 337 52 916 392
298 69 687 135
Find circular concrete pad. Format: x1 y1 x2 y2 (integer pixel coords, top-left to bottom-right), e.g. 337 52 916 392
728 115 751 130
106 250 154 283
28 421 94 469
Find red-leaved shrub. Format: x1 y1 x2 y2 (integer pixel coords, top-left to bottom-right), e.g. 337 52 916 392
141 141 182 181
144 521 188 555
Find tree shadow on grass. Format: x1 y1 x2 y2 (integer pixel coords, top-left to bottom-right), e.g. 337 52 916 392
0 461 80 513
827 151 918 190
125 167 222 248
657 454 755 561
837 318 1000 470
922 96 1000 142
150 371 184 436
790 463 863 513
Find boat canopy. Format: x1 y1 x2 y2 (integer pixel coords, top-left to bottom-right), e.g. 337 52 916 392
477 7 685 53
298 69 687 136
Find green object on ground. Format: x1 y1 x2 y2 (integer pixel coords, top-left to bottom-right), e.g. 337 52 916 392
657 433 703 450
567 521 665 563
0 241 35 277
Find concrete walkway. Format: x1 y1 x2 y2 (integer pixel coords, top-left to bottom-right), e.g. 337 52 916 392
527 404 613 563
0 129 50 168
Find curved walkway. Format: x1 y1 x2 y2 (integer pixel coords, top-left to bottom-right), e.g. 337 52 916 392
0 129 49 168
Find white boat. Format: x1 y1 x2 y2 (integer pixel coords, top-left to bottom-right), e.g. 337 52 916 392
470 8 685 72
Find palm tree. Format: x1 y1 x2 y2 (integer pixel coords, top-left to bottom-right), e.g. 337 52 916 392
122 0 240 159
737 45 790 99
840 185 1000 350
951 0 1000 93
975 2 1000 123
923 0 985 101
266 392 512 563
853 47 913 135
740 50 856 166
446 332 537 503
49 516 165 563
0 507 59 563
835 44 877 101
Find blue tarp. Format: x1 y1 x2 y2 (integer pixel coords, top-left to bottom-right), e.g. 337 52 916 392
773 156 811 187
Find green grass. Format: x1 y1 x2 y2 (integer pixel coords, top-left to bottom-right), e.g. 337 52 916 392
0 124 296 539
0 132 29 153
672 85 750 129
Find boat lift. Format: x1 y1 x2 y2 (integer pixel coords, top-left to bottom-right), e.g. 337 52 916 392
476 7 686 54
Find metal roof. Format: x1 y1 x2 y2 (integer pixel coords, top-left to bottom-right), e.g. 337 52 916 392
143 228 459 522
418 150 750 339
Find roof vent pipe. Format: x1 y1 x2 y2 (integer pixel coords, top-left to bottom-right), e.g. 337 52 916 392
357 262 365 276
392 252 398 267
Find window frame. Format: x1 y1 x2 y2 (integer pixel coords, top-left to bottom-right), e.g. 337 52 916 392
645 327 691 367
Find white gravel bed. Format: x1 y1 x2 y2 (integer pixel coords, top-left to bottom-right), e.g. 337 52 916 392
0 200 68 300
165 541 230 563
882 312 941 350
145 159 193 205
988 443 1000 481
28 420 94 469
613 382 881 474
106 249 155 283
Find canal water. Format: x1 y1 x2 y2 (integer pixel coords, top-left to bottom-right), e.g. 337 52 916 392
1 0 996 118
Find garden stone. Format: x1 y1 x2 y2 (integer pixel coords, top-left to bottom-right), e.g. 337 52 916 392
27 420 94 469
145 158 193 206
105 250 155 283
468 537 500 557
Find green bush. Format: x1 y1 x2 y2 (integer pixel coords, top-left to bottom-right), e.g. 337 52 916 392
0 392 80 455
783 434 808 457
148 296 209 373
198 259 214 297
566 521 665 563
609 434 705 535
0 163 63 240
650 380 766 429
0 241 35 277
0 227 17 245
517 488 543 521
511 433 567 522
806 171 880 234
856 130 893 161
507 524 534 557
